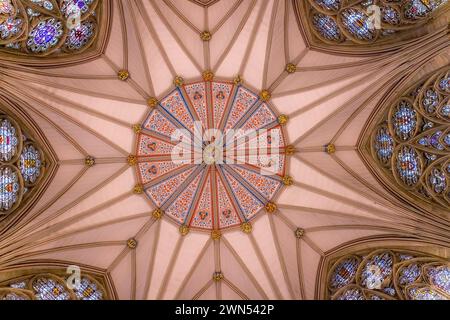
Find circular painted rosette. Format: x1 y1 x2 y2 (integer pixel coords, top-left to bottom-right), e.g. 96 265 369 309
134 79 288 231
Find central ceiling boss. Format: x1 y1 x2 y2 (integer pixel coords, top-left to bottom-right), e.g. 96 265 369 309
132 73 293 233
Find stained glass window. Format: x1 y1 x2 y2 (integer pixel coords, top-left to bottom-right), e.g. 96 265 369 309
73 276 105 300
312 0 342 13
328 256 360 290
0 117 19 161
0 114 45 215
406 285 447 300
32 275 72 300
339 8 377 42
373 125 394 165
381 6 401 25
335 286 365 300
306 0 448 45
391 100 417 141
398 263 421 286
0 0 99 56
64 19 95 51
370 68 450 211
0 165 20 211
311 13 343 43
403 0 446 20
327 248 450 300
0 270 108 300
359 251 393 290
19 143 42 185
0 288 32 300
426 264 450 294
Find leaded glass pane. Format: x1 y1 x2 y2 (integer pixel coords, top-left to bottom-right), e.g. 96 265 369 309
0 165 20 211
19 143 42 185
32 276 71 300
0 0 100 56
0 118 19 161
326 249 450 300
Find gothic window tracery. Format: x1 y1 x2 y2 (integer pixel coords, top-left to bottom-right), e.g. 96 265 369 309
327 248 450 300
304 0 448 46
0 113 45 216
370 68 450 211
0 0 100 57
0 270 108 300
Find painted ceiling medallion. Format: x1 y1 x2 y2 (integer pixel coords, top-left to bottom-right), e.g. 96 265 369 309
368 67 450 213
326 248 449 300
134 78 289 231
0 0 100 57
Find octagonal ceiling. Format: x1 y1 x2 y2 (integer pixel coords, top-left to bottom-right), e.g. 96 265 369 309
0 0 448 300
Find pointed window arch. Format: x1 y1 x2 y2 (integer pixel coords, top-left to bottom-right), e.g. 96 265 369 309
0 113 46 215
296 0 449 53
325 247 449 300
0 96 56 227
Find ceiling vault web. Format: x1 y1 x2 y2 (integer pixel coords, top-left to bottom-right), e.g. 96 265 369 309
0 0 447 300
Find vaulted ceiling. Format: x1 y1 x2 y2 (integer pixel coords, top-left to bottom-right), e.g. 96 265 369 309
0 0 448 300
